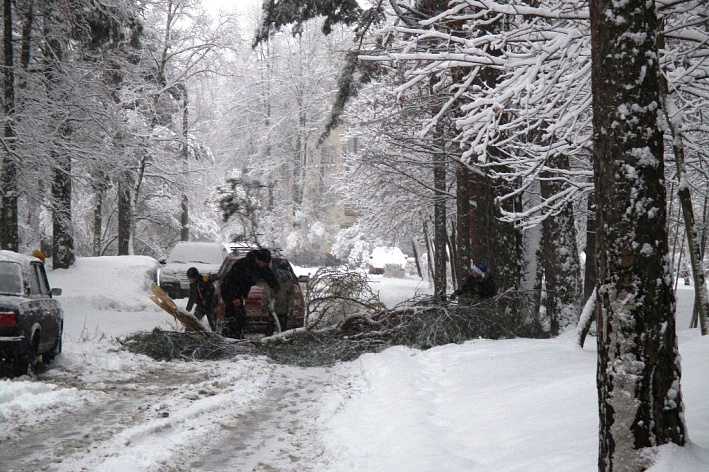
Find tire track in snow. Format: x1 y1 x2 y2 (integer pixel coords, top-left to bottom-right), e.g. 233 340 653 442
180 366 329 472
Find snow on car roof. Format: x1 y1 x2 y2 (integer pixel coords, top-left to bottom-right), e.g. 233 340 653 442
0 250 41 265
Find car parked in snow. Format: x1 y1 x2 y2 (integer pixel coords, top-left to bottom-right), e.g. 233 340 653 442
215 247 306 333
0 250 64 377
157 242 229 299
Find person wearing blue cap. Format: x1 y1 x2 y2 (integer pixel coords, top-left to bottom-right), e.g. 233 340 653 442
453 260 497 302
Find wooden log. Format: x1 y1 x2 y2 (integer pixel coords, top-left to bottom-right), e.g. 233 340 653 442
149 284 209 336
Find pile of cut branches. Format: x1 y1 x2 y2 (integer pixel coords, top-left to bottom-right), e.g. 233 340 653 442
119 327 252 361
304 265 385 329
256 291 545 367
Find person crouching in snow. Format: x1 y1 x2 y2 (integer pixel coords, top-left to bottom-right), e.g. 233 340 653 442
186 267 218 331
453 261 497 303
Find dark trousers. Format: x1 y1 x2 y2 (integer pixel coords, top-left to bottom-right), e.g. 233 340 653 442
194 306 217 331
266 313 288 336
224 301 246 339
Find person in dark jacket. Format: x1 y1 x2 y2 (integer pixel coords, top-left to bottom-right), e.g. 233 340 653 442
186 267 218 331
453 261 497 302
262 259 297 336
220 248 280 339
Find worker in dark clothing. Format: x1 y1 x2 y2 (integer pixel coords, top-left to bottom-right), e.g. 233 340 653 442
186 267 218 331
262 259 297 336
220 248 280 339
453 261 497 302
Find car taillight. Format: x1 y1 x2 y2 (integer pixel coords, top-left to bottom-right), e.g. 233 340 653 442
0 312 16 328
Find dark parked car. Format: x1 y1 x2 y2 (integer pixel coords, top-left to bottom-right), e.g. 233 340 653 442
157 242 229 299
216 247 305 333
0 250 63 377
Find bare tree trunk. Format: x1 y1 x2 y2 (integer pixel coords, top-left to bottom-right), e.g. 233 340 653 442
577 193 597 347
432 133 447 299
180 83 190 241
540 152 582 335
423 220 435 283
447 222 458 289
411 239 423 279
52 152 74 268
118 171 132 255
590 0 686 468
92 173 107 257
455 163 471 286
1 0 18 251
44 6 74 268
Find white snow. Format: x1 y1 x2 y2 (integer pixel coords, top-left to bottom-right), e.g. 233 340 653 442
0 255 707 471
368 246 408 269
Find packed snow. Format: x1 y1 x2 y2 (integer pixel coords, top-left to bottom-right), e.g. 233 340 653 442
0 256 707 471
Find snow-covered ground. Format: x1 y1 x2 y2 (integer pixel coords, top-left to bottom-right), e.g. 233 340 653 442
1 256 707 472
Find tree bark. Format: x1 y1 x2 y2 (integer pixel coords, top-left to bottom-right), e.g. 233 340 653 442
180 83 190 241
590 0 686 468
118 171 132 255
584 192 597 304
539 152 582 335
52 152 74 268
432 144 447 298
1 0 18 251
455 163 471 286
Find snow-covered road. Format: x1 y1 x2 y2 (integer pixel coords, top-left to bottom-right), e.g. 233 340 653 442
1 348 332 472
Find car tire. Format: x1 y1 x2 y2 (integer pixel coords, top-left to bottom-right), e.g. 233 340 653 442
13 348 36 378
44 322 63 364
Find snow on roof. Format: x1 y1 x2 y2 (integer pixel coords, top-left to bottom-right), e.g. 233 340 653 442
369 246 407 269
0 250 40 264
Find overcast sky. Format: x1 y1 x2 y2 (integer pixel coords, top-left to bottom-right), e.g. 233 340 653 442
202 0 262 14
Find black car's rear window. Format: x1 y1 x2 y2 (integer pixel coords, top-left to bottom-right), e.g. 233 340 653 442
0 261 23 295
167 244 224 264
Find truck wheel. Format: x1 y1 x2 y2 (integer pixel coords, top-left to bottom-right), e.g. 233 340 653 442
13 351 35 378
44 322 63 364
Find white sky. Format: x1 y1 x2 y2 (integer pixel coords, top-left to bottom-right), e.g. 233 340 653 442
202 0 262 14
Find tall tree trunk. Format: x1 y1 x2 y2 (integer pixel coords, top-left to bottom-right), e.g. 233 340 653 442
92 172 108 257
455 163 471 287
118 171 132 255
539 153 582 335
52 152 74 268
590 0 686 468
584 193 597 303
180 83 189 241
432 124 447 299
92 192 103 257
578 192 598 347
45 6 74 268
1 0 18 251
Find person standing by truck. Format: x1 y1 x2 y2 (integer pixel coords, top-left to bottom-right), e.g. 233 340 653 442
220 249 280 339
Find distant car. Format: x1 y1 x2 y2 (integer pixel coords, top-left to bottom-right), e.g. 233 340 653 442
216 248 306 333
0 250 64 377
157 242 229 299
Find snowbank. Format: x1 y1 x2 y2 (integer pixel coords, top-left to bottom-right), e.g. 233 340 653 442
48 256 174 340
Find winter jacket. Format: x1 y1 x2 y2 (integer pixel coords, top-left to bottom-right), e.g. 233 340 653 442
455 274 497 300
261 269 296 315
186 276 217 312
220 250 280 304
